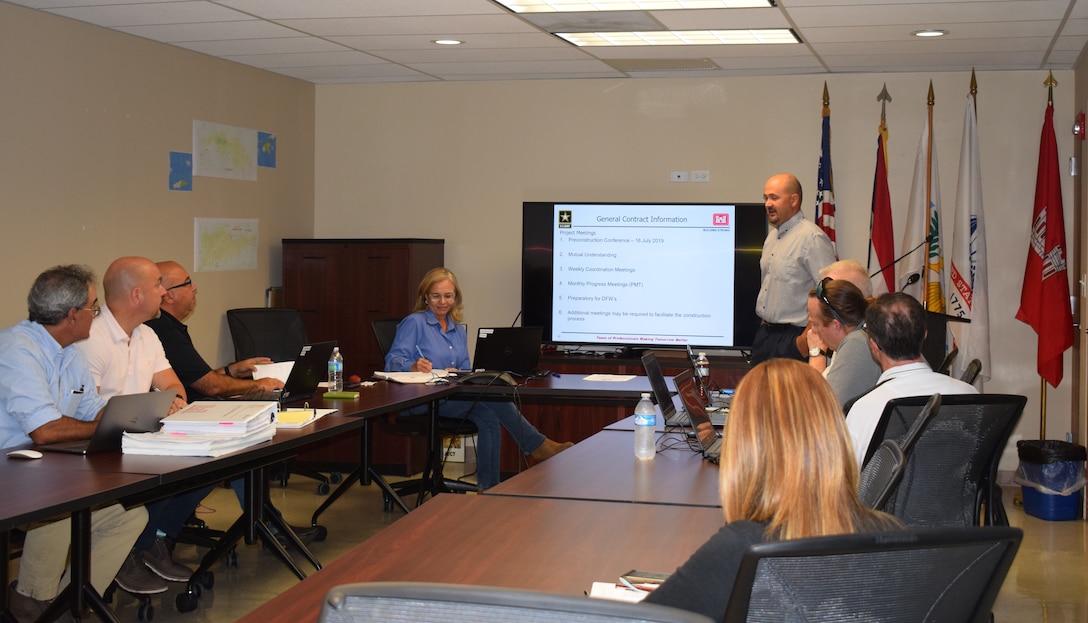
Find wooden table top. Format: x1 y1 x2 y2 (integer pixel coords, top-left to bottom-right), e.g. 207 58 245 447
484 429 721 507
236 493 725 623
0 458 156 530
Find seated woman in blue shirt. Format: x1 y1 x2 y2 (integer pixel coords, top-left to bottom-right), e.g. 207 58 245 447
643 358 902 621
385 267 572 489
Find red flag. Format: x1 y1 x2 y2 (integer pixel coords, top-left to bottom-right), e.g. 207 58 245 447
869 126 895 295
1015 102 1073 388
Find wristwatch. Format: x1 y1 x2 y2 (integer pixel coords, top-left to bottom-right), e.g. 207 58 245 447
808 347 824 358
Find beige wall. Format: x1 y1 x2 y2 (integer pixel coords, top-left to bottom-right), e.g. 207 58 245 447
314 72 1077 470
0 3 316 366
2 1 1080 471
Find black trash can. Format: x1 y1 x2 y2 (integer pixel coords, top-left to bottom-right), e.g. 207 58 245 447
1015 440 1087 521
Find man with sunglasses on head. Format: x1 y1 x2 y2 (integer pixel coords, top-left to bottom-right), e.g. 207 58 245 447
844 292 977 467
753 173 836 365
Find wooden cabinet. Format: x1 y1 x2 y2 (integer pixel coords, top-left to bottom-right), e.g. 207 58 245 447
282 238 444 473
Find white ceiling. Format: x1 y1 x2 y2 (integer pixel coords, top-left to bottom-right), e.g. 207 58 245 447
7 0 1088 84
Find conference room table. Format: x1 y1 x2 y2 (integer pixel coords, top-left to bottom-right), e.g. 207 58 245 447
236 493 725 623
0 373 665 620
0 457 162 622
484 429 721 507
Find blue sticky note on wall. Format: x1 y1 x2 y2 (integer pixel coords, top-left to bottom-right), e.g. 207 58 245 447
169 151 193 191
258 132 277 168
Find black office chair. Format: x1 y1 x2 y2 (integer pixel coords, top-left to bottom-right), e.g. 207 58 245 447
866 394 1025 527
372 319 478 510
857 439 905 510
319 582 713 623
226 307 310 363
226 307 339 494
722 526 1022 623
961 358 983 384
863 393 942 466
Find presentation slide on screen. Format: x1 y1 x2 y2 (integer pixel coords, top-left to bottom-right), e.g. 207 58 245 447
552 203 736 346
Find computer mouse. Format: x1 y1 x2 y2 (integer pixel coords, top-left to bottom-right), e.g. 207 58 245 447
7 449 43 460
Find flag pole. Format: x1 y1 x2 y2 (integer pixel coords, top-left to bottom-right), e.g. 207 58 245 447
924 81 935 309
868 84 892 276
1039 70 1058 439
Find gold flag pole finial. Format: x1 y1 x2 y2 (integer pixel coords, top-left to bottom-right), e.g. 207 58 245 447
822 81 830 108
927 80 935 107
1045 71 1057 105
877 83 892 127
970 69 977 96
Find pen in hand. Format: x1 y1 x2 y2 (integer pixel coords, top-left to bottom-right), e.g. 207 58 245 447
416 345 425 359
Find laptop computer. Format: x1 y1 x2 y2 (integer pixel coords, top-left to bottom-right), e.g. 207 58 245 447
675 372 724 463
640 352 684 426
38 391 176 454
470 327 544 377
280 341 337 403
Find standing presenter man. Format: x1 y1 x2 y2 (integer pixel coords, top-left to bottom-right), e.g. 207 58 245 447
752 173 836 365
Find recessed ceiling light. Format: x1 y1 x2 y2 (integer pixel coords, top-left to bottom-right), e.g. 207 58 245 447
556 29 799 46
912 29 947 38
433 39 463 45
496 0 773 11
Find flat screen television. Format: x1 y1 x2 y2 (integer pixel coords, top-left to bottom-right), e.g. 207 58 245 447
522 202 767 352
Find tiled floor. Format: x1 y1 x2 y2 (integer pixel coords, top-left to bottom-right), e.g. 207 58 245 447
15 469 1088 622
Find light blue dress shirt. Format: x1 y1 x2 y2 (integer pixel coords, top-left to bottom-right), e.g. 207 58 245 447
0 320 106 449
384 311 470 372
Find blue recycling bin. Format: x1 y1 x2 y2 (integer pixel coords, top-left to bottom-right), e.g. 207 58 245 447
1015 440 1087 521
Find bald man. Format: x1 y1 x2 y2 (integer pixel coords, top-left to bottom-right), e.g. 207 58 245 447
146 261 282 401
77 256 212 587
752 173 836 365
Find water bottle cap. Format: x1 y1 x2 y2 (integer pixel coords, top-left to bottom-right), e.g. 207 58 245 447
641 392 651 398
698 352 707 357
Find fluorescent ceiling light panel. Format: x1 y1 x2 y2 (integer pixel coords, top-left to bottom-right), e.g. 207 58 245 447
557 29 798 46
497 0 772 11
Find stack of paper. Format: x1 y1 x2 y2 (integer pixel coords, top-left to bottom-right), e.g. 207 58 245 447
161 401 278 434
373 370 449 384
122 401 278 457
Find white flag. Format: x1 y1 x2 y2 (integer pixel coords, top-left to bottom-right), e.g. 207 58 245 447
899 117 946 312
947 94 991 384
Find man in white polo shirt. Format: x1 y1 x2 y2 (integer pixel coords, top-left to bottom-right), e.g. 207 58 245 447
845 292 977 467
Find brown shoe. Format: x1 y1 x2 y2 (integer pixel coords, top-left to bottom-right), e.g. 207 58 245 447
530 439 574 462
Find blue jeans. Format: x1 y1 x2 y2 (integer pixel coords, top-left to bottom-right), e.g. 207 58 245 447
405 398 545 490
136 485 216 550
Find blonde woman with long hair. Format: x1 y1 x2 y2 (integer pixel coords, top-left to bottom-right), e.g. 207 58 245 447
384 267 571 489
644 358 901 620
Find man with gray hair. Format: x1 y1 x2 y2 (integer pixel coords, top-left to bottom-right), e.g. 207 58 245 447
0 265 163 622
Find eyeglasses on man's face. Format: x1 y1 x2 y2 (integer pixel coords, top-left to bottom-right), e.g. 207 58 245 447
815 277 845 325
77 304 101 318
166 278 193 291
427 292 455 302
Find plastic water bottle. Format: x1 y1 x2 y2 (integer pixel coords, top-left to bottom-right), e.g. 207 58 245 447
634 392 656 460
328 347 344 391
696 352 711 402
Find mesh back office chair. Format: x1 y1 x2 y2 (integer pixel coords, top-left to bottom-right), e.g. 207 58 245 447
722 526 1022 623
372 319 478 509
319 582 713 623
865 394 1025 527
225 308 310 363
857 439 906 509
225 307 339 494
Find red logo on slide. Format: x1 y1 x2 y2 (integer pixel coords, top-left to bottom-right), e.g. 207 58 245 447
713 213 730 226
